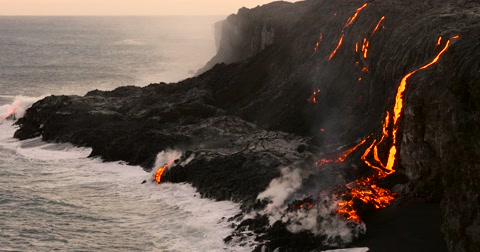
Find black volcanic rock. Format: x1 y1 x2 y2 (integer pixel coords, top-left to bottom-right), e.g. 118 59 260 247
14 0 480 251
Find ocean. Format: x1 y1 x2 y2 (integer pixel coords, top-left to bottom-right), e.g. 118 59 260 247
0 16 250 252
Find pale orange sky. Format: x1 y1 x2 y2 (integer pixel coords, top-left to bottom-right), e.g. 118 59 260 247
0 0 300 16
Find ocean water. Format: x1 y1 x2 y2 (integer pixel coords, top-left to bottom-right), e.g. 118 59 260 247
0 123 247 251
0 16 219 97
0 16 251 252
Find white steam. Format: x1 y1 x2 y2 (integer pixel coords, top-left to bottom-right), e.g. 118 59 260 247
256 166 366 247
0 95 45 123
257 166 303 210
153 149 183 169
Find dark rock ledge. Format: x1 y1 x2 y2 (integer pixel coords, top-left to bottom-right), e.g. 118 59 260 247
14 0 480 251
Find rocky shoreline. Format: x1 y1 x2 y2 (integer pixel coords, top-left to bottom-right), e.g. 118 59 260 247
14 0 480 251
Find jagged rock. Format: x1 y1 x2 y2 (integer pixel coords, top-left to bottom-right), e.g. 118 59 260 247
14 0 480 251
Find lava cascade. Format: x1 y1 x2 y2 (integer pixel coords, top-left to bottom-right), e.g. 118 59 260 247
310 3 459 222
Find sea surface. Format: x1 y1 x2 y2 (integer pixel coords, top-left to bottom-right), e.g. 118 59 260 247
0 16 250 252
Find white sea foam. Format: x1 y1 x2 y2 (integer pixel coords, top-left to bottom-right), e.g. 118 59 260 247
0 122 250 251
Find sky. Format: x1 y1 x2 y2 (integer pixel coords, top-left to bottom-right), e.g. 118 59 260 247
0 0 300 16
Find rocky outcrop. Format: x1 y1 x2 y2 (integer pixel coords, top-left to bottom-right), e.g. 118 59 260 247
14 0 480 251
198 1 314 74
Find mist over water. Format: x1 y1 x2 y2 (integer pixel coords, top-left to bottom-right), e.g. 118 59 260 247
0 16 221 97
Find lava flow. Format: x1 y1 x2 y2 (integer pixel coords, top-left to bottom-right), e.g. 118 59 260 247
328 3 368 60
312 35 458 222
332 36 458 222
2 104 21 120
154 159 175 184
371 16 385 36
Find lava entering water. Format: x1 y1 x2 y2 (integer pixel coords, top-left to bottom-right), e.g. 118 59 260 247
2 104 21 121
154 160 175 184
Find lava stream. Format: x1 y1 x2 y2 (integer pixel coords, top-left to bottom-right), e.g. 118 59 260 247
328 3 368 60
154 159 175 184
334 36 457 222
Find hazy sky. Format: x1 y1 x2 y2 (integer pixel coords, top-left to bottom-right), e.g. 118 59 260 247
0 0 300 16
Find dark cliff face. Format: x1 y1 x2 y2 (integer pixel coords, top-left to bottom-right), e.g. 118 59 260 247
197 1 315 74
14 0 480 251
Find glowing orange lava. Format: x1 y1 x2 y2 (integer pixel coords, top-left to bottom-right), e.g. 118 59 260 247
329 36 455 222
345 3 368 28
309 89 322 103
314 34 324 53
315 137 369 166
328 3 368 61
154 160 175 184
372 16 385 35
329 34 345 60
361 38 370 59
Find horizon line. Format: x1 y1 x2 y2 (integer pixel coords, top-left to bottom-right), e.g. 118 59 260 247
0 14 229 17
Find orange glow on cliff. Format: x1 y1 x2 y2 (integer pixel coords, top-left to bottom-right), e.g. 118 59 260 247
308 89 322 103
328 3 368 61
372 16 385 35
329 34 345 60
320 36 455 222
393 39 451 126
316 137 369 166
314 34 324 53
345 3 368 28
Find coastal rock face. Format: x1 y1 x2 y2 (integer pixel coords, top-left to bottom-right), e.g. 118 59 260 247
14 0 480 251
198 1 314 74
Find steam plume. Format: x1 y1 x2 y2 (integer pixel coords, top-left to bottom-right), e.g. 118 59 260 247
0 95 45 122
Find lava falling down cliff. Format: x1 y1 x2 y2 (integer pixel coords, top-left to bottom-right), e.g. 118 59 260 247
307 2 461 223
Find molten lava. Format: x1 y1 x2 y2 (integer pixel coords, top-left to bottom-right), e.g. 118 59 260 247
2 104 21 120
336 36 456 222
289 197 315 211
361 38 370 59
308 89 322 103
313 35 457 222
328 3 368 61
314 34 324 53
154 160 175 184
372 16 385 35
345 3 368 28
329 34 345 60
